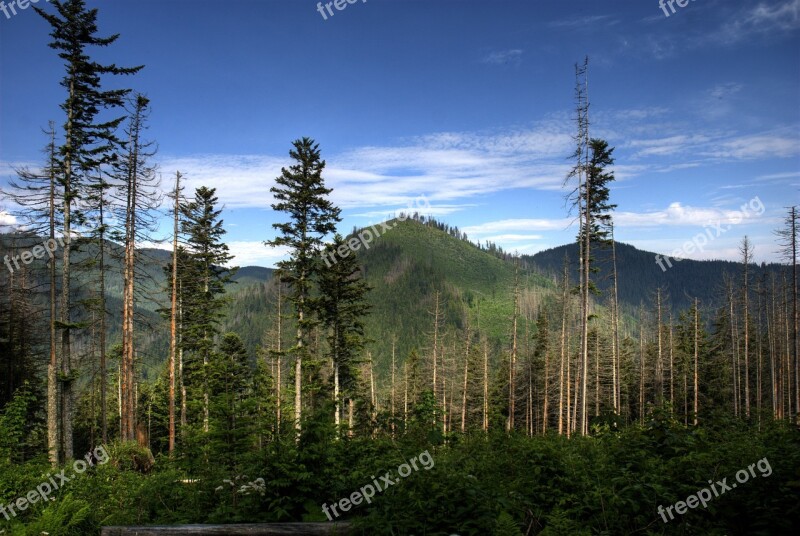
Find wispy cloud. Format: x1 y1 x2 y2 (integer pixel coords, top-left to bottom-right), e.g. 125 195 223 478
714 0 800 44
695 82 745 121
625 130 800 161
152 127 573 213
350 204 473 220
615 201 767 228
709 82 743 100
148 114 796 217
480 49 523 66
627 1 799 60
627 134 713 158
548 14 619 29
707 134 800 159
158 154 285 209
463 218 573 236
756 171 800 181
483 234 545 242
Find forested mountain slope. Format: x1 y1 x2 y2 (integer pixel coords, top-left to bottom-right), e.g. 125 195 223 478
2 221 780 378
221 218 555 376
527 241 781 313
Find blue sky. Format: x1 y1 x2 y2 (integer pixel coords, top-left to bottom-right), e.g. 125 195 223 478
1 0 799 267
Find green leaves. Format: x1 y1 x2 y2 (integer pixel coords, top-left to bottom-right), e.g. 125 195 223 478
0 382 37 464
15 493 92 536
0 421 797 534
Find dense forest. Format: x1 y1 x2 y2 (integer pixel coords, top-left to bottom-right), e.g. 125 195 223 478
1 1 799 535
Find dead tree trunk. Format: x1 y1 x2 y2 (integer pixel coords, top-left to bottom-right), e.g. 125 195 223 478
461 318 470 433
741 237 752 418
509 265 519 432
694 298 700 425
168 172 181 453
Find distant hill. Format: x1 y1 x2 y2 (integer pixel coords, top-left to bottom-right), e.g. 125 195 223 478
4 223 786 379
219 218 556 374
526 241 781 313
232 265 274 285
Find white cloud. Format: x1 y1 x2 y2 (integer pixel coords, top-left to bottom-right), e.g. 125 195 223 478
708 134 800 159
624 130 800 162
0 211 17 229
756 171 800 181
615 201 767 228
709 82 743 100
480 49 523 65
611 108 669 121
350 204 473 220
228 241 290 268
0 160 38 179
463 218 573 236
131 239 289 268
156 121 576 212
713 0 800 43
629 234 780 263
548 15 618 29
483 234 545 242
627 134 712 158
158 154 285 209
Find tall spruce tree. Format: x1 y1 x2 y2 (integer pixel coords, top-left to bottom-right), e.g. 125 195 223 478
35 0 142 462
570 136 616 435
180 187 237 433
207 333 253 472
318 233 371 434
266 138 341 438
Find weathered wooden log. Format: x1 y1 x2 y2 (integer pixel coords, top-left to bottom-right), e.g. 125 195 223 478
101 523 352 535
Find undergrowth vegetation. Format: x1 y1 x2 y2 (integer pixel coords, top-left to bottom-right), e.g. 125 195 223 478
1 407 798 535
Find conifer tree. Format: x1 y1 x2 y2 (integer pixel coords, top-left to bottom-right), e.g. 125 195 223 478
567 131 616 434
36 0 143 461
318 234 371 434
180 187 237 432
266 138 340 437
207 333 253 472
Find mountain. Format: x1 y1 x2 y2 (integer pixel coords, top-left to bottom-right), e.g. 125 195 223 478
526 242 782 314
4 221 784 379
220 218 555 375
232 265 274 285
